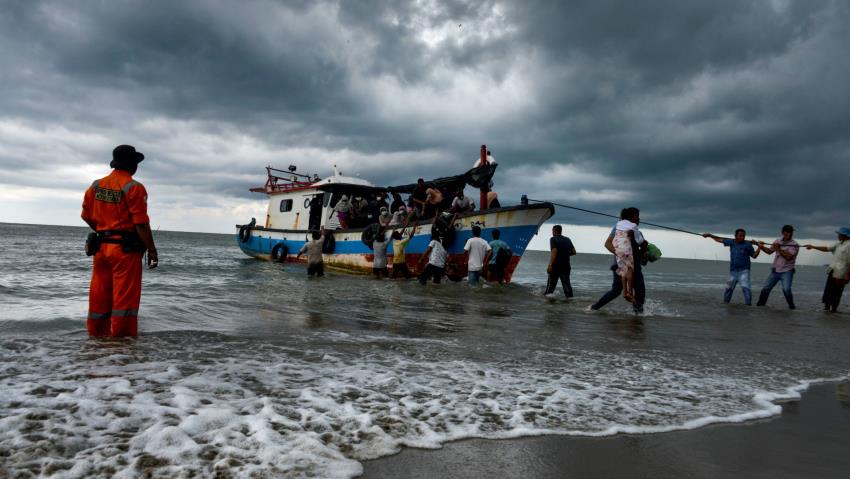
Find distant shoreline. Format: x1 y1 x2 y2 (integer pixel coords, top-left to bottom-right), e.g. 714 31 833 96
0 221 835 267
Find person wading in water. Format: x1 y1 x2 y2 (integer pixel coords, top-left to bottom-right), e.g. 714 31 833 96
81 145 158 337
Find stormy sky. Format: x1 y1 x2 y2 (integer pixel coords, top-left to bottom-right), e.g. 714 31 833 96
1 0 849 243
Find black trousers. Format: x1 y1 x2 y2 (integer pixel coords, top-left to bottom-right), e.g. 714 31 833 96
544 269 573 297
822 274 846 312
418 264 444 284
307 263 324 277
592 266 645 312
373 267 388 278
392 262 412 279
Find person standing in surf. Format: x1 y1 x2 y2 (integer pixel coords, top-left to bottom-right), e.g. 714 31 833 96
804 227 850 312
703 229 761 305
463 225 491 287
755 225 799 309
418 232 448 285
590 208 647 313
613 218 642 303
486 229 512 284
544 225 576 297
371 227 390 279
81 145 158 338
391 226 417 279
296 227 327 277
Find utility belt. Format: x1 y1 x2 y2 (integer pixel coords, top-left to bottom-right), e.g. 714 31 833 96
85 230 146 256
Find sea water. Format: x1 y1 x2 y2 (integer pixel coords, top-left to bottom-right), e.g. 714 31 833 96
1 223 848 478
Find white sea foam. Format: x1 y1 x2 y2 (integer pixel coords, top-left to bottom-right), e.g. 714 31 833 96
0 336 845 478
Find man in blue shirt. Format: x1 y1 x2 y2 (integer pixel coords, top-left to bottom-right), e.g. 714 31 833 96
485 229 512 284
703 229 761 305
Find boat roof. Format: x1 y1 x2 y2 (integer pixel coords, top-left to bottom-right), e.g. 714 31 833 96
251 163 498 196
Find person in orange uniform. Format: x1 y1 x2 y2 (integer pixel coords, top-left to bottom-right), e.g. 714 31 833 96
81 145 158 337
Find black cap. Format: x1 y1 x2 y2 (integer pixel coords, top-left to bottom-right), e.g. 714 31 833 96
782 224 794 232
110 144 144 169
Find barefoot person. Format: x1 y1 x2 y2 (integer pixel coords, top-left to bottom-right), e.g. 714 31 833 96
756 225 799 309
804 227 850 312
703 229 761 305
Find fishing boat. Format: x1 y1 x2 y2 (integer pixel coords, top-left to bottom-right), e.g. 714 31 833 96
235 146 554 282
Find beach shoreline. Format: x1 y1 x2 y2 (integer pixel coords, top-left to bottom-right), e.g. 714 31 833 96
361 382 850 479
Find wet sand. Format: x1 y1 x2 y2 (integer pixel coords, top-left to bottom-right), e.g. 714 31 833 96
362 382 850 479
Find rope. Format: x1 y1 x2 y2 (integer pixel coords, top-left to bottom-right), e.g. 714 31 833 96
527 198 704 237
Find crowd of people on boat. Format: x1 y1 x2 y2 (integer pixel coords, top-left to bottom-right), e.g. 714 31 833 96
298 205 850 314
331 183 499 231
330 151 500 231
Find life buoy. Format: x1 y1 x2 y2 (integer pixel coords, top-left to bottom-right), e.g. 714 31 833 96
270 242 288 262
239 225 252 243
322 233 336 254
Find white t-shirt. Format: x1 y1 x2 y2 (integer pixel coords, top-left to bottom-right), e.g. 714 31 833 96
452 196 474 210
428 240 448 268
464 237 492 271
472 154 497 168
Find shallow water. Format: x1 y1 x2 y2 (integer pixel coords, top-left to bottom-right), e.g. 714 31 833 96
1 223 849 478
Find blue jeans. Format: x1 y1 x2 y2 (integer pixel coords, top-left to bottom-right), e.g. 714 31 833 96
757 269 795 309
724 269 752 305
468 270 482 286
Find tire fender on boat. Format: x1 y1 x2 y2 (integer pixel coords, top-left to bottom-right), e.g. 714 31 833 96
270 242 288 262
239 225 252 243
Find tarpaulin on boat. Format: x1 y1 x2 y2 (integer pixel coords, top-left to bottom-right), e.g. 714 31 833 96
316 164 498 194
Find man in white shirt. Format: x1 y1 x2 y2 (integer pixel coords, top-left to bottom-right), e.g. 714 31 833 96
464 225 492 286
450 189 475 213
418 233 448 285
472 150 497 168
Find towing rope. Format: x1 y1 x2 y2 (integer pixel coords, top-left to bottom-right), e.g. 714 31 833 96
527 198 704 237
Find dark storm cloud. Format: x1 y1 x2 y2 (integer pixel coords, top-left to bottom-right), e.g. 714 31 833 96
1 0 848 236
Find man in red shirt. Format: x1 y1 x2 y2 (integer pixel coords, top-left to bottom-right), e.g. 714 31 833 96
81 145 158 337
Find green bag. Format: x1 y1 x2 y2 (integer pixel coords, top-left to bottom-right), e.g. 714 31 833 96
646 243 662 262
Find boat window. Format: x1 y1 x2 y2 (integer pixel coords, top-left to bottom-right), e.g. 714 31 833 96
279 199 293 212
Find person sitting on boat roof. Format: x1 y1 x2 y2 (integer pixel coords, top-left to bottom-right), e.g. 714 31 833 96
333 195 351 229
378 206 392 227
418 231 448 285
473 149 497 168
372 227 390 279
410 179 428 218
449 189 475 213
485 182 500 209
424 184 443 218
296 227 326 277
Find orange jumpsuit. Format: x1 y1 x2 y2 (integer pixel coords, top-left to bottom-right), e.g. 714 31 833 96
81 170 150 337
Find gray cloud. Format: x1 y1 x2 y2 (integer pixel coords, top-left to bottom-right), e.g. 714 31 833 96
0 0 848 237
